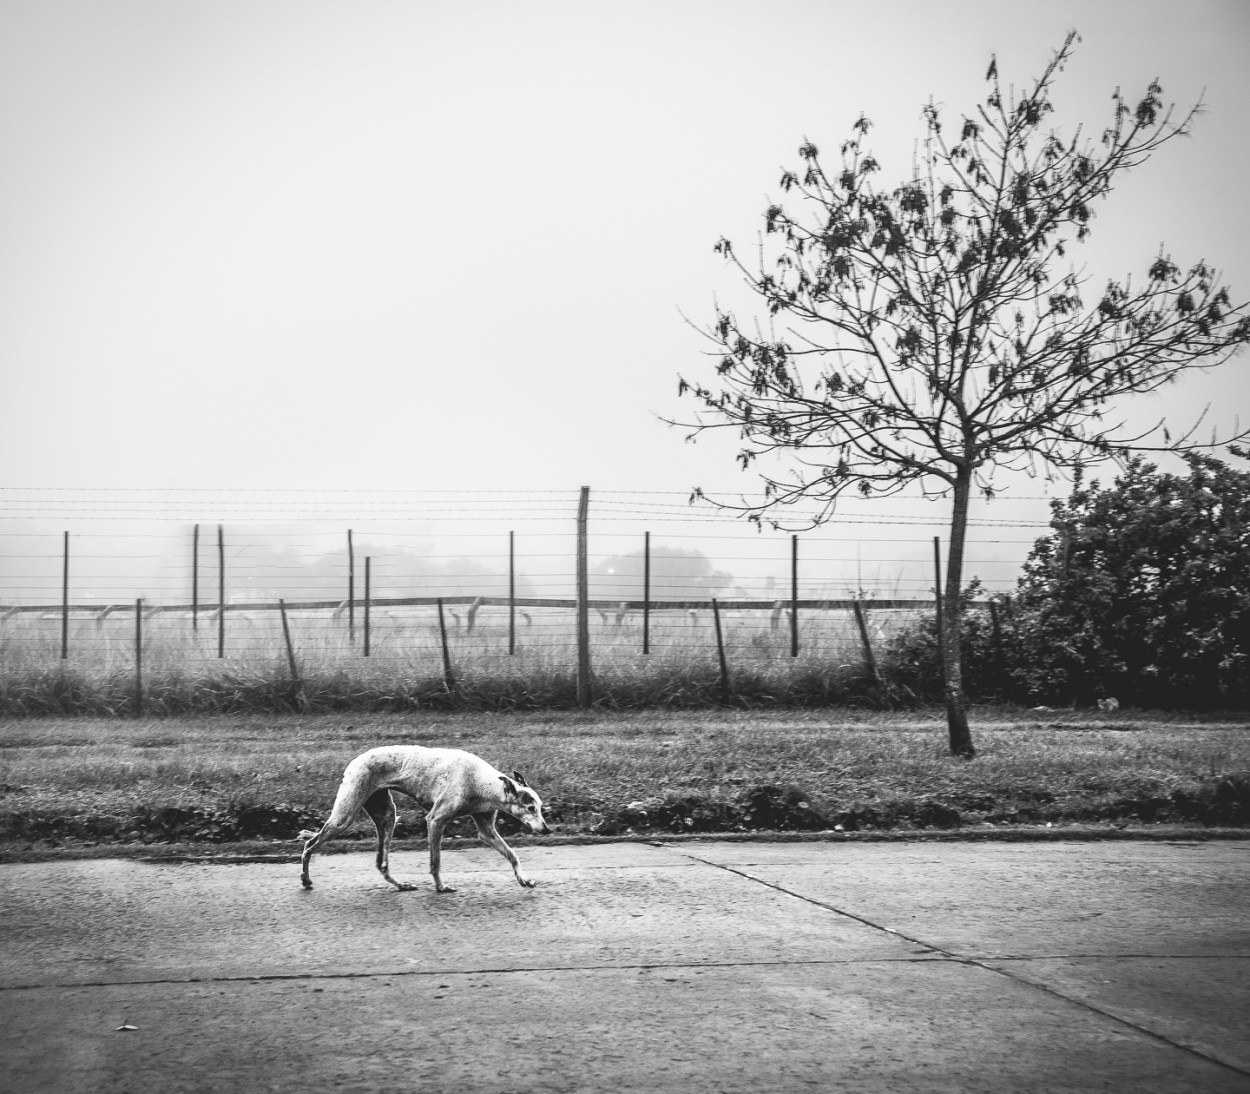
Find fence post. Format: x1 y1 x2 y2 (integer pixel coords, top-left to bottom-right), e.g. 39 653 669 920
933 536 946 678
278 599 302 704
643 530 651 656
790 535 799 657
61 531 69 659
989 598 1005 680
437 598 457 695
217 524 226 659
852 599 880 687
711 597 730 701
191 524 199 632
363 556 371 658
576 486 592 706
347 529 356 645
508 531 516 655
134 598 143 717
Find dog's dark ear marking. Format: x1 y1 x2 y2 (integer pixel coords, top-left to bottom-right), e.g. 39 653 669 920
500 775 518 798
512 770 529 787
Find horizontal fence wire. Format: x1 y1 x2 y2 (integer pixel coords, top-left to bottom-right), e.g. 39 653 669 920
0 487 1054 705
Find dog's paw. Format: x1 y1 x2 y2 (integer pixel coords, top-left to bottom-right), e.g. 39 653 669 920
301 880 313 891
435 884 457 894
520 878 537 888
395 883 418 892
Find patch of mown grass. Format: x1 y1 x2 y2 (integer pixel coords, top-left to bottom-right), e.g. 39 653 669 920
1 708 1247 845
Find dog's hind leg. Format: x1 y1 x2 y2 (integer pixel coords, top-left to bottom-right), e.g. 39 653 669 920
300 818 349 891
362 789 415 891
300 765 376 890
471 811 536 888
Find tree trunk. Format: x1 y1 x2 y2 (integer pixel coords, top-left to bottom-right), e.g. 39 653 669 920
942 467 977 758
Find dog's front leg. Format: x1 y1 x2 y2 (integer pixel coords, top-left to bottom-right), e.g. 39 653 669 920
425 814 456 893
471 812 535 888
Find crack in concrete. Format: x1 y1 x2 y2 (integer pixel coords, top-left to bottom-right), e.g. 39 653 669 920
0 954 954 993
678 849 1250 1079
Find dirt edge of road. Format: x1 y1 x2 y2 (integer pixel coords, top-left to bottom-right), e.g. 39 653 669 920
1 821 1247 866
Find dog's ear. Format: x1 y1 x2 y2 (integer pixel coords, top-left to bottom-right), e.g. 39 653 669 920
499 775 520 799
512 770 529 787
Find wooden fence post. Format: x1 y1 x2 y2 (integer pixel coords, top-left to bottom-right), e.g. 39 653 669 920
643 530 651 656
134 598 143 717
852 599 880 686
989 598 1005 680
933 536 946 675
711 597 730 701
60 531 70 660
790 535 799 657
278 599 302 703
191 524 199 632
508 531 516 655
437 598 457 695
363 557 371 658
347 529 356 645
576 487 591 706
217 524 226 659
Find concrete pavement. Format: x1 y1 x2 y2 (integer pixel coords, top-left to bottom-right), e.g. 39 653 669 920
1 839 1247 1092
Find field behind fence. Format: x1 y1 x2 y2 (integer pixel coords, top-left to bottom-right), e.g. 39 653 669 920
0 487 1052 712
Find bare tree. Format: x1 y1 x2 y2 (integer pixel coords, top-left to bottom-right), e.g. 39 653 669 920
677 32 1250 757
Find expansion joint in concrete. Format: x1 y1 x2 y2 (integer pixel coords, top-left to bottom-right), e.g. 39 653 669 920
679 851 1250 1081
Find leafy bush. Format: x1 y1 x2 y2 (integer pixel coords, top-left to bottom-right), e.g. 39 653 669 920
882 580 1010 703
886 453 1250 709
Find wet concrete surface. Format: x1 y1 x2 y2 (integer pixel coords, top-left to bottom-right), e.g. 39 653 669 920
1 839 1247 1092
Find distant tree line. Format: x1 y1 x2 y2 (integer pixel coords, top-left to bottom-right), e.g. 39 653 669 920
591 547 732 602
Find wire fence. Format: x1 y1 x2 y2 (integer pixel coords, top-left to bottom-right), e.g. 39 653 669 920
0 486 1055 708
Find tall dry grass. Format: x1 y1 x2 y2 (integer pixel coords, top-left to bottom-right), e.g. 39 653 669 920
0 604 918 714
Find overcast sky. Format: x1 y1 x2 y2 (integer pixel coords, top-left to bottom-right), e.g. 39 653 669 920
1 0 1248 585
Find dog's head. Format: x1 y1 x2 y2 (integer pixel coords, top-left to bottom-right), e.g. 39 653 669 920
499 770 551 834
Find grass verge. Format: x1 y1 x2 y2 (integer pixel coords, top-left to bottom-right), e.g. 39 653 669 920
2 707 1248 856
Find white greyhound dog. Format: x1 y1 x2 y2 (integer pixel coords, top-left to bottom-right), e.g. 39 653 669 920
300 745 551 893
